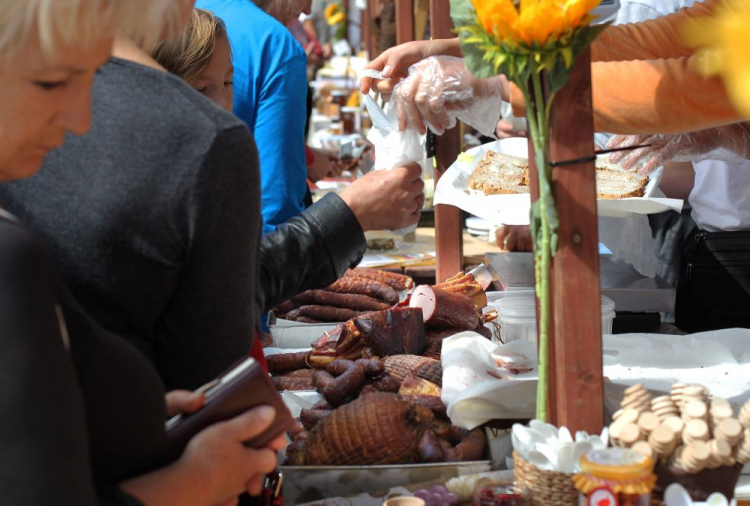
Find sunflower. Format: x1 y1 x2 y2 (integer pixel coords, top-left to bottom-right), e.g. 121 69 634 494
682 0 750 117
470 0 601 47
324 2 340 20
327 11 346 26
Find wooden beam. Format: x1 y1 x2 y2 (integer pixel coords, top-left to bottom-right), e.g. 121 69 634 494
362 0 373 57
430 0 464 282
547 49 604 434
368 0 381 58
396 0 415 44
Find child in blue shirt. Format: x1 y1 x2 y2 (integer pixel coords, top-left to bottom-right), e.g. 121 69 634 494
196 0 308 234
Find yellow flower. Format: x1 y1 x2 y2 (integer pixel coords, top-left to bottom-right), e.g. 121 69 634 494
324 2 340 21
471 0 600 47
563 0 602 29
682 0 750 117
472 0 518 41
327 11 346 26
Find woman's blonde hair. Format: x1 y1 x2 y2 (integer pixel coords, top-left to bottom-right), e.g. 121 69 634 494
151 9 229 84
0 0 181 62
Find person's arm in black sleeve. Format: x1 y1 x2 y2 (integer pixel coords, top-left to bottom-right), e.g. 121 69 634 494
257 192 367 314
0 223 100 505
154 125 262 391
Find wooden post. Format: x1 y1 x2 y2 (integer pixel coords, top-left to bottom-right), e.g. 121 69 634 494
430 0 464 282
527 49 604 434
396 0 415 44
367 0 381 58
362 0 372 57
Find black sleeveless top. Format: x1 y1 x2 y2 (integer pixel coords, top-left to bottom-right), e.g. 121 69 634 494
0 215 167 505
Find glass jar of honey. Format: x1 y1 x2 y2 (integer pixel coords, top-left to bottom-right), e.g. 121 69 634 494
573 448 656 506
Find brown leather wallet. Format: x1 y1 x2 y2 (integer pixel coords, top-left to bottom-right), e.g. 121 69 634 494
165 357 293 462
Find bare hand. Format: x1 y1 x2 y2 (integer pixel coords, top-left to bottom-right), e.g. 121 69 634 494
180 406 283 502
607 123 750 175
359 39 462 95
307 147 331 182
496 225 533 252
340 162 425 231
165 390 205 417
322 149 346 178
495 119 527 140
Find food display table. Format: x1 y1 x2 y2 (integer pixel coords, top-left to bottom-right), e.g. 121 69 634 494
360 227 501 277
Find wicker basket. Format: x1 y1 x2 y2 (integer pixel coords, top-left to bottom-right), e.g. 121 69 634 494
513 451 579 506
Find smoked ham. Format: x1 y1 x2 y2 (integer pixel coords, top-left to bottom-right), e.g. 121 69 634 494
409 286 479 330
290 392 430 465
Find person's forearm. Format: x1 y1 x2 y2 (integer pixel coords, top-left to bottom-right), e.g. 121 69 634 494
592 0 716 63
429 37 462 58
257 193 366 313
509 57 741 135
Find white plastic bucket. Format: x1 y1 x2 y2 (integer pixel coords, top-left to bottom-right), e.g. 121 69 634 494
488 292 616 343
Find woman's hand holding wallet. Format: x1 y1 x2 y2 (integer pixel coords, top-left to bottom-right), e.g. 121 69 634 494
121 358 292 505
165 390 205 417
179 406 285 500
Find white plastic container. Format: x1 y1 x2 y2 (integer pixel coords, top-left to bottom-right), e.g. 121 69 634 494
489 292 616 343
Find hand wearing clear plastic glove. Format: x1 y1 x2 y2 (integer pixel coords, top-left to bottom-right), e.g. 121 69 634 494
359 39 463 95
391 56 507 137
607 123 750 175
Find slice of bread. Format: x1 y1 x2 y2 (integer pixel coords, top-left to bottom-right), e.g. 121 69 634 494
595 159 649 199
483 183 530 195
469 162 527 190
596 177 646 199
468 149 648 199
596 167 649 188
485 150 529 170
469 151 530 192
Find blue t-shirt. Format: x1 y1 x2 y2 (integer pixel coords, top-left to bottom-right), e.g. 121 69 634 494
196 0 308 234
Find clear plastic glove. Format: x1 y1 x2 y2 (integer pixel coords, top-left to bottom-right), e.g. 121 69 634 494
359 39 463 95
607 123 750 175
391 56 506 137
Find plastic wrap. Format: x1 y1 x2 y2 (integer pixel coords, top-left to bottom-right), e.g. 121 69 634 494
363 81 425 235
389 56 504 138
441 329 750 430
608 123 750 174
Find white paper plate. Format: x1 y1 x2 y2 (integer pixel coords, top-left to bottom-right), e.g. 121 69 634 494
466 216 492 232
434 138 684 225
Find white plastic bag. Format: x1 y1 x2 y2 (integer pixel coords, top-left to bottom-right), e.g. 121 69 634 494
362 70 426 234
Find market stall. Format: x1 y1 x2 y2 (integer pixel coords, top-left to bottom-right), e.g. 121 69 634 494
262 0 750 504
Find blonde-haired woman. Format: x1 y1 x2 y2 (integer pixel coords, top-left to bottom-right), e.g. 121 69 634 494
0 1 282 504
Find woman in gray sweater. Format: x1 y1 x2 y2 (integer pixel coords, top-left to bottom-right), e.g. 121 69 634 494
0 0 283 504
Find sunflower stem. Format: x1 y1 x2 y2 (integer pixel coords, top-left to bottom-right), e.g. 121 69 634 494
530 69 552 423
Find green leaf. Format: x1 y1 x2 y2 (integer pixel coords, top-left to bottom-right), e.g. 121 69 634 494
493 53 507 74
517 56 528 74
560 46 574 69
464 35 486 45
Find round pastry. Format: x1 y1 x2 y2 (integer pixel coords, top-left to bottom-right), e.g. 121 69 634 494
683 419 709 444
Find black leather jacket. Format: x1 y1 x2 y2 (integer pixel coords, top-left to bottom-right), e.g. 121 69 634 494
257 192 367 314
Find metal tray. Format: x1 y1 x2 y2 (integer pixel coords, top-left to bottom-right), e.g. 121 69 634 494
281 461 492 505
